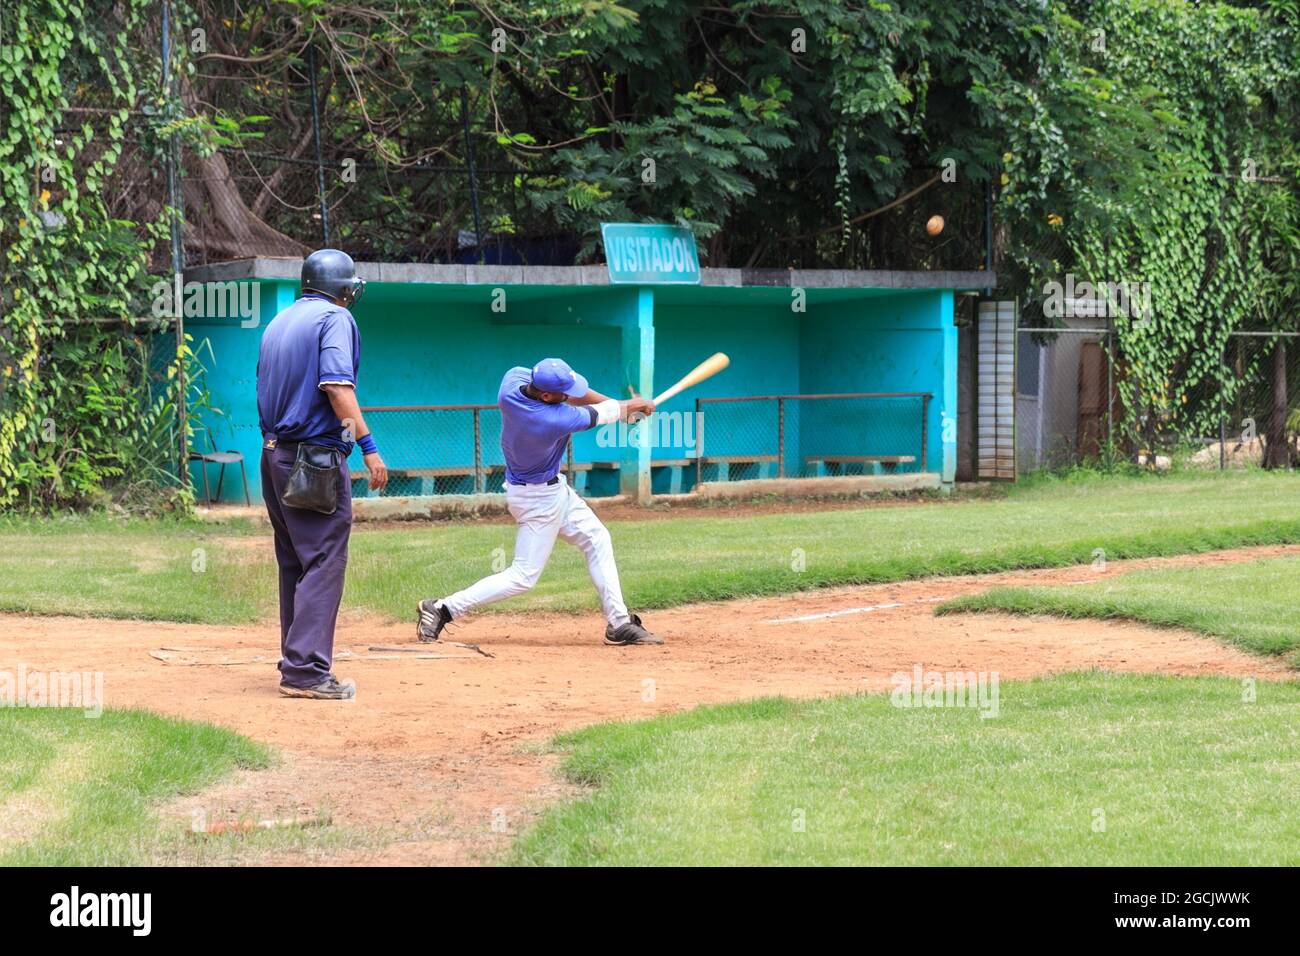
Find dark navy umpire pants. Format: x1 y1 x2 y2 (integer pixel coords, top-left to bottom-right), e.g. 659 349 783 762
261 442 352 688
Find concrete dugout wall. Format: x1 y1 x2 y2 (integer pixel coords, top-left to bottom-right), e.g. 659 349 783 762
182 260 990 504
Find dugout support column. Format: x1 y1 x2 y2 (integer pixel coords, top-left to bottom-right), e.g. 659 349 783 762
617 287 655 504
939 290 959 485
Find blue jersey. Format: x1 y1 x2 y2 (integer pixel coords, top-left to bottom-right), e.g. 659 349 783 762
256 293 360 453
498 367 596 484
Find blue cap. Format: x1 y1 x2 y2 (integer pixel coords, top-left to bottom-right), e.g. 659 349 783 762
530 358 589 398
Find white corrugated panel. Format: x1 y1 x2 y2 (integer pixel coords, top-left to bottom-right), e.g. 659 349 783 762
976 300 1016 479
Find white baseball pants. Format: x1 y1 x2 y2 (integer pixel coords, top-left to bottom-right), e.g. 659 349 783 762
439 475 631 628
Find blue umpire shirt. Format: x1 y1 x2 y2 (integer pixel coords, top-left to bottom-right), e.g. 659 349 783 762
499 366 598 484
257 292 360 453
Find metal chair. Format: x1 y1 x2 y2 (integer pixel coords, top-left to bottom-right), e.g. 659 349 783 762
188 432 251 506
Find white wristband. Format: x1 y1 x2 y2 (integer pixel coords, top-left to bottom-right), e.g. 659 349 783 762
593 398 622 426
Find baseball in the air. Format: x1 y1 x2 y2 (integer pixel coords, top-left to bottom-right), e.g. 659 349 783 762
926 215 945 236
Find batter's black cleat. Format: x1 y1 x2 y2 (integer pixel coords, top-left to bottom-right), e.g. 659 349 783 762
416 599 453 643
604 613 664 646
279 675 356 700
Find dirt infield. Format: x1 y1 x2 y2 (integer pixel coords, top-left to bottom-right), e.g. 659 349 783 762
3 544 1294 865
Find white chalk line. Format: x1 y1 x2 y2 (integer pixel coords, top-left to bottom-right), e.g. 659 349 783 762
761 574 1110 625
763 597 947 625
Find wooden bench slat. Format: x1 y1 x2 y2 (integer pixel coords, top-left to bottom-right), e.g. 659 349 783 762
353 462 619 482
352 465 505 480
351 454 787 487
402 466 506 478
649 456 778 466
805 455 916 464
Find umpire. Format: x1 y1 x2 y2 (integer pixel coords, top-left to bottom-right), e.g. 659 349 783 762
256 249 388 700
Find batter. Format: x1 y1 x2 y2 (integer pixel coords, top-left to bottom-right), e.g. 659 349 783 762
416 358 662 646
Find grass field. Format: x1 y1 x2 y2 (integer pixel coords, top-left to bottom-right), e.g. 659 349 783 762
0 516 269 624
2 470 1299 625
939 555 1300 666
514 673 1300 866
4 472 1297 867
0 708 270 866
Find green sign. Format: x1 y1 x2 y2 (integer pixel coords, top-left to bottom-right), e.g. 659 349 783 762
601 223 701 285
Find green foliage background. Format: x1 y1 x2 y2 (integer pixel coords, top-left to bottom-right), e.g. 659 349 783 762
0 0 1297 509
999 0 1300 454
0 0 199 510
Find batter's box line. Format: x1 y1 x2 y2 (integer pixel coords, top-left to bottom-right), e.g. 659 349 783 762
762 597 947 625
761 575 1108 625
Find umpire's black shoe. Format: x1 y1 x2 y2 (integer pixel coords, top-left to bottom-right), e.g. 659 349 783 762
279 675 356 700
604 613 664 646
416 599 453 643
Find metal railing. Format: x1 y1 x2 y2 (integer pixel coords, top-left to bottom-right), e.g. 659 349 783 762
694 391 933 488
358 404 500 495
358 403 595 495
358 392 934 496
1012 328 1300 473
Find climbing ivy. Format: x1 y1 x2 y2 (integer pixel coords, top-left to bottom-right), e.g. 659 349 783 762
0 0 192 511
999 0 1300 455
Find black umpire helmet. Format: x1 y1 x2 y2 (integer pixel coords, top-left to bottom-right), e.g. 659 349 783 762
301 249 365 307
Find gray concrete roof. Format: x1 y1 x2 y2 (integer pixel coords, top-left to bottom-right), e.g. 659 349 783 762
185 257 994 291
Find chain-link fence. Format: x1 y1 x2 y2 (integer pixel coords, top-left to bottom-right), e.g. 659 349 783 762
353 404 626 498
351 393 934 498
350 405 503 497
987 210 1298 476
50 3 1293 497
131 0 999 272
1015 328 1300 473
169 23 568 269
184 138 560 268
176 84 989 271
695 393 932 487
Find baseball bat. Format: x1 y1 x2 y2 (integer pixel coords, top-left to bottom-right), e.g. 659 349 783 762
652 352 730 406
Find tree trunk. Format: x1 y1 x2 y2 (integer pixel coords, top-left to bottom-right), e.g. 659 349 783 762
180 147 309 261
251 124 318 220
1264 337 1289 469
178 76 309 262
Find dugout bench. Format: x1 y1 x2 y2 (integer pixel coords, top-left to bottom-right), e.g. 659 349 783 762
351 460 626 497
803 454 917 477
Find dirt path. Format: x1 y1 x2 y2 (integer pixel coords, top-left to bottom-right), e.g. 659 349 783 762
2 544 1294 865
